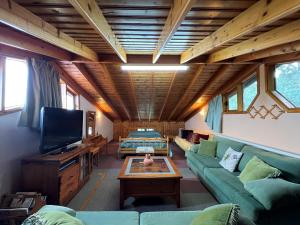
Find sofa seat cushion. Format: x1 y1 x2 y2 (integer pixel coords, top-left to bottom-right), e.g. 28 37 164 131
140 211 199 225
76 211 139 225
140 211 255 225
187 151 221 173
204 168 265 221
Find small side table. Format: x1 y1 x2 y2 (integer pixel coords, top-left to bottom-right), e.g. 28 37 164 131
0 193 46 225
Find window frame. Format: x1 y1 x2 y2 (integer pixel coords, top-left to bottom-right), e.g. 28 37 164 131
225 89 239 113
60 78 80 110
0 56 28 115
223 70 259 114
266 61 300 113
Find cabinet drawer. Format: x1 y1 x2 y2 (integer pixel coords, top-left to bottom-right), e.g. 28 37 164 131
60 163 79 184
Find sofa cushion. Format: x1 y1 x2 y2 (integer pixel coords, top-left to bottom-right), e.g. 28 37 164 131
38 205 76 217
190 144 200 153
204 168 265 221
219 147 243 172
239 145 300 183
175 136 193 151
244 178 300 210
239 156 281 184
23 211 84 225
189 204 240 225
140 211 255 225
187 151 221 174
76 211 139 225
213 136 245 159
198 140 217 157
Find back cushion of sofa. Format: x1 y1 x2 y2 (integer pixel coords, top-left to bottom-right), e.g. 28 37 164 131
213 136 245 159
239 145 300 183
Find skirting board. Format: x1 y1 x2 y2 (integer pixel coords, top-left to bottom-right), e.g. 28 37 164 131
214 133 300 159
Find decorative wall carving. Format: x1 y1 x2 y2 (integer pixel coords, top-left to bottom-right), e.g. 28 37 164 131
248 104 285 119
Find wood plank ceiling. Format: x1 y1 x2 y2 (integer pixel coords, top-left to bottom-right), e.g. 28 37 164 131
3 0 300 121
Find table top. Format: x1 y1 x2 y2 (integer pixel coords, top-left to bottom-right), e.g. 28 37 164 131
118 156 182 179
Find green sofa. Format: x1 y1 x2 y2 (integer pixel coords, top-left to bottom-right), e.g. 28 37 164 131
186 135 300 225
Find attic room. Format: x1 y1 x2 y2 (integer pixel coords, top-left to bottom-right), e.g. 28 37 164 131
0 0 300 225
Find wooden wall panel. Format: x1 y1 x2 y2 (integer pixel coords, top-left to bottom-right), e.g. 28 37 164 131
113 121 185 141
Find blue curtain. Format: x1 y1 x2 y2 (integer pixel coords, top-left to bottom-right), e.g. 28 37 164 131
205 95 223 133
19 59 62 129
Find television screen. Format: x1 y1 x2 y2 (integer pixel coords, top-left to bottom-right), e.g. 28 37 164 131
39 107 83 154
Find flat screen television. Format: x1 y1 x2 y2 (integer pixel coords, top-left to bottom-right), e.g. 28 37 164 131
39 107 83 154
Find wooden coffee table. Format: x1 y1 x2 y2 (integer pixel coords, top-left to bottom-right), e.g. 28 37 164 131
118 156 182 209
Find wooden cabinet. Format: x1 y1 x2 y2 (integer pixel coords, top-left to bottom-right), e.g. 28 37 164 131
21 146 91 205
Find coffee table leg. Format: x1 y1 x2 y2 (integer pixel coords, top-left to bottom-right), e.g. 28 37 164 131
176 180 180 208
120 182 124 209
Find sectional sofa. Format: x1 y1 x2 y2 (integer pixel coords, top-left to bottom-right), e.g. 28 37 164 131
186 135 300 225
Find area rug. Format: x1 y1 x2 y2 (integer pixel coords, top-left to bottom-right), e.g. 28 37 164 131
68 143 218 212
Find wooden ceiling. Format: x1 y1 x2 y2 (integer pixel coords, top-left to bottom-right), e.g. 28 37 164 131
1 0 300 121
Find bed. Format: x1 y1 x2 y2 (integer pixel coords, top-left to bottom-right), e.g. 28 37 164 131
118 131 169 157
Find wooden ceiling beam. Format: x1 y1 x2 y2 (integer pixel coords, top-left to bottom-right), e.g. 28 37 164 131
99 64 132 121
73 63 122 120
152 0 195 63
180 0 300 63
68 0 127 63
183 64 259 121
0 26 72 61
208 19 300 63
128 72 141 121
0 0 97 61
167 65 205 121
234 40 300 62
176 65 231 121
159 72 176 121
51 62 114 121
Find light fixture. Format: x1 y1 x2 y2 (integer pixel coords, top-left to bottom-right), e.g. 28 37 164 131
121 64 189 71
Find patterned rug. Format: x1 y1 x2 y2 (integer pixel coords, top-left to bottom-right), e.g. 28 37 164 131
68 142 218 212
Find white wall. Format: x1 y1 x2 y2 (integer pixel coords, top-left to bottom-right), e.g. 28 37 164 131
223 65 300 155
185 104 212 134
80 96 113 142
0 112 40 197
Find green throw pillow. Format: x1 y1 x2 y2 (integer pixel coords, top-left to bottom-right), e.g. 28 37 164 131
197 140 217 157
244 178 300 210
22 211 84 225
239 156 281 184
38 205 76 217
190 204 240 225
191 144 201 153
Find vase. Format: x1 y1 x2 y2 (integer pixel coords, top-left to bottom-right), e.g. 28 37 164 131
143 154 154 166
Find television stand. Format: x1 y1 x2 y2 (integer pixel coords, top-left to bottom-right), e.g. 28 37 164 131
21 146 91 205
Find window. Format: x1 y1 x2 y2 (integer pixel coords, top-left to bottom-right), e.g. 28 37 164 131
223 71 259 113
137 128 145 131
60 79 79 110
268 61 300 110
243 76 258 111
0 57 28 113
228 91 238 111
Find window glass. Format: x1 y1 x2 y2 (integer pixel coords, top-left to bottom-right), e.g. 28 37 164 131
243 76 258 111
66 91 75 110
228 92 238 110
274 61 300 107
4 58 28 110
